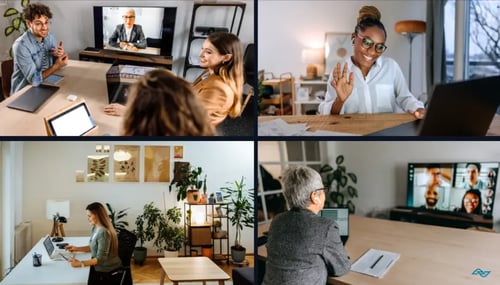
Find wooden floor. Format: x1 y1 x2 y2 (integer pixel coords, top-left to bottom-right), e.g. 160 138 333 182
131 255 254 284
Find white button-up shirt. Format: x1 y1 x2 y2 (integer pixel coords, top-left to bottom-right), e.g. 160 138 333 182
318 56 424 114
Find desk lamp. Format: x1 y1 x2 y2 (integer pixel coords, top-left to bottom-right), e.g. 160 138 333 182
46 200 70 242
301 48 323 80
394 20 426 92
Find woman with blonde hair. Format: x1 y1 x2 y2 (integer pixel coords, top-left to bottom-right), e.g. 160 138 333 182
65 202 122 285
121 69 215 136
193 31 244 126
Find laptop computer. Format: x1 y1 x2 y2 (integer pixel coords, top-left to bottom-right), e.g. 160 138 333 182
320 207 349 245
7 85 59 113
42 235 73 260
368 75 500 136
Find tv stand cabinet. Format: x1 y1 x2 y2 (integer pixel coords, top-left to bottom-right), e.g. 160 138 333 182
390 206 494 229
79 48 172 70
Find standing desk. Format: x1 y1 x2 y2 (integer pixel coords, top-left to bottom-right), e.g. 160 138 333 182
0 236 91 285
0 60 122 136
258 216 500 285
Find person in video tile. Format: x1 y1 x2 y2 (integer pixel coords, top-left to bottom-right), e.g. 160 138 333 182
108 8 146 51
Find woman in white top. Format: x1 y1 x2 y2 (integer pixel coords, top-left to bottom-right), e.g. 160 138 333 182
318 6 425 118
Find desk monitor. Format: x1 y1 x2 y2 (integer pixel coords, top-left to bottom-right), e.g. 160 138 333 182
407 162 499 218
320 207 349 245
44 100 98 136
7 85 59 113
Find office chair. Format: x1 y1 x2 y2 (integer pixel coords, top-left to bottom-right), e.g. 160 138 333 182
1 59 13 99
117 229 137 285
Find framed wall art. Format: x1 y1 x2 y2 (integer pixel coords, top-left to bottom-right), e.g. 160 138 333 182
87 155 109 182
324 32 353 76
174 146 184 159
144 146 171 182
113 145 140 182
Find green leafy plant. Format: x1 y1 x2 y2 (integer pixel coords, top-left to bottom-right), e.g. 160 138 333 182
105 203 129 233
155 206 186 252
319 155 358 213
3 0 30 57
169 165 205 201
221 176 254 250
134 202 162 248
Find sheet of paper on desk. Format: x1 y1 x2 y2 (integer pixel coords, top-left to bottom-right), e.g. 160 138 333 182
351 248 400 278
258 119 360 136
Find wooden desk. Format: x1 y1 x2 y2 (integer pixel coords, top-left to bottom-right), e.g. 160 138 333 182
0 60 123 136
329 216 500 285
158 256 230 285
79 49 172 69
258 114 500 136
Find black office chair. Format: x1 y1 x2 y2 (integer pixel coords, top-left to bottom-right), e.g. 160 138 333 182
117 229 137 285
1 59 14 99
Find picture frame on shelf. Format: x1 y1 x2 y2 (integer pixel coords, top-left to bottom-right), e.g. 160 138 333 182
324 32 353 76
215 191 224 203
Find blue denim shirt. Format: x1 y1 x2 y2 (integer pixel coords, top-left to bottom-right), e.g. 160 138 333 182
11 29 57 94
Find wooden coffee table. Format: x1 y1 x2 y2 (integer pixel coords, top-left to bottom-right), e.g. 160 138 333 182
158 256 230 285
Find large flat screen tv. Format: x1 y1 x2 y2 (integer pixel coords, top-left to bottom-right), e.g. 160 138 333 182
93 6 176 57
407 162 499 217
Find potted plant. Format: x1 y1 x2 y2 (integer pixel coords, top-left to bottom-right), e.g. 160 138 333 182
133 202 162 265
154 206 186 257
3 0 29 57
319 154 358 213
105 203 129 233
221 176 254 263
169 164 205 203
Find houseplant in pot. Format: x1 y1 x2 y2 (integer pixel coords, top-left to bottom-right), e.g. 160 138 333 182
319 154 358 213
169 164 205 203
221 176 254 263
154 206 186 257
133 202 162 265
106 203 129 233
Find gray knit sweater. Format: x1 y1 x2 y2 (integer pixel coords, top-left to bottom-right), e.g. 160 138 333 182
262 208 350 285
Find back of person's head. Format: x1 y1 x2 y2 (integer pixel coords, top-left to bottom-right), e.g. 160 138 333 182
86 202 119 254
122 69 215 136
24 3 52 21
354 6 386 39
282 165 324 209
207 32 244 118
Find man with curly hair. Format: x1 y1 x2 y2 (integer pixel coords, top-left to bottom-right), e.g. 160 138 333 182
11 3 68 94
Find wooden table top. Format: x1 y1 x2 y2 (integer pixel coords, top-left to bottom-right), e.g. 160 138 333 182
158 256 230 282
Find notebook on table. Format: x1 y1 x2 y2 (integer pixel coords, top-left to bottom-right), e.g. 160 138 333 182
320 207 349 245
368 75 500 136
7 85 59 113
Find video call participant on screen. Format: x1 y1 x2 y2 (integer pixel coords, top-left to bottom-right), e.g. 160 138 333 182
457 189 483 214
423 164 442 209
193 32 244 126
121 69 215 136
65 202 122 285
108 9 146 51
464 163 485 190
263 166 350 285
318 6 425 118
11 3 68 94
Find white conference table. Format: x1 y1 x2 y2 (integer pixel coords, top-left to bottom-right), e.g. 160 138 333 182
0 236 91 285
0 60 122 136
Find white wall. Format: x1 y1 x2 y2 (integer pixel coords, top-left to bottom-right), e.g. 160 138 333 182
0 0 254 76
324 141 500 230
11 141 253 257
258 0 427 97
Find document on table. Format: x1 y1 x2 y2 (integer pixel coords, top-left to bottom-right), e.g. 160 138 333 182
258 119 359 136
351 248 400 278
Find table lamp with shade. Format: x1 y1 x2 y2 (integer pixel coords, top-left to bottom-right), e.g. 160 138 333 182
394 20 426 92
301 48 324 80
46 200 70 242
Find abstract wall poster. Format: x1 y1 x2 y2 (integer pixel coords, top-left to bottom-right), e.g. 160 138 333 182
113 145 140 182
144 146 171 182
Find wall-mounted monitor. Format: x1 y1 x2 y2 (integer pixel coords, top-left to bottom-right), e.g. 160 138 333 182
407 162 499 217
93 6 176 57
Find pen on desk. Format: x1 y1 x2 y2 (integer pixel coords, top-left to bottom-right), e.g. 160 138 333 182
385 259 394 269
370 255 384 269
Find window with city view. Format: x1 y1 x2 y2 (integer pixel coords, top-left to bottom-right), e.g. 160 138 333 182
445 0 500 81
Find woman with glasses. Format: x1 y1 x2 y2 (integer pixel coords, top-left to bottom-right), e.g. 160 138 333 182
457 189 483 214
262 165 350 285
319 6 425 118
108 8 146 51
11 3 68 94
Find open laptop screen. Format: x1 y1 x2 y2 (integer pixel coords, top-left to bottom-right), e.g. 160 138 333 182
320 207 349 244
43 235 55 256
47 102 96 136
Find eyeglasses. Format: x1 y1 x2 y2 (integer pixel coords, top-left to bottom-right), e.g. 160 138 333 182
32 20 51 27
122 16 135 19
464 198 479 203
356 34 387 53
314 187 327 193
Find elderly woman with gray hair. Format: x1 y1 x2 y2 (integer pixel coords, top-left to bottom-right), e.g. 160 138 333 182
262 165 350 285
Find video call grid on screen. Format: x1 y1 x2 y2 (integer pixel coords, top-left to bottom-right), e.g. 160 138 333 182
321 208 349 236
48 103 96 136
102 7 164 55
407 162 499 215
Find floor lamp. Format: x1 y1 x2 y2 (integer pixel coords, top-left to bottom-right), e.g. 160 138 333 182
394 20 426 92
